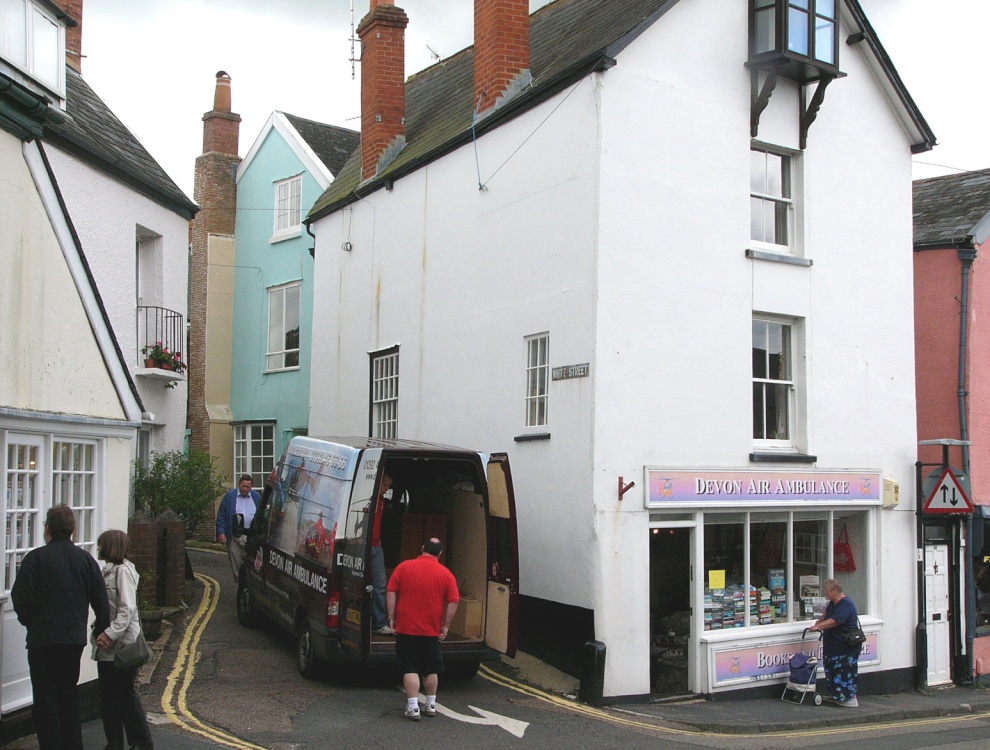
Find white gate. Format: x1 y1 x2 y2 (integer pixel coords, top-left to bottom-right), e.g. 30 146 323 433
2 434 47 714
924 544 952 686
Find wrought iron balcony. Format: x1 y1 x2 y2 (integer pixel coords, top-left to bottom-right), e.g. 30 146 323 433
136 306 186 384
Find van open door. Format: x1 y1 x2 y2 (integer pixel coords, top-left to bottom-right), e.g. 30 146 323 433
337 449 384 660
485 453 519 656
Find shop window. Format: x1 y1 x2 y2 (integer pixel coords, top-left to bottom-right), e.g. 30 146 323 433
703 509 868 630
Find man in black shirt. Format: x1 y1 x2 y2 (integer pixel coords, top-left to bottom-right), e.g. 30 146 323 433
11 504 110 750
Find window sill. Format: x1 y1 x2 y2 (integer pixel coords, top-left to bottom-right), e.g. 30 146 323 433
514 432 550 443
745 248 813 267
750 452 817 464
270 229 302 244
263 365 301 375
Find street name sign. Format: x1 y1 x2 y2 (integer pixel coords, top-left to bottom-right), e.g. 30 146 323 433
924 467 974 514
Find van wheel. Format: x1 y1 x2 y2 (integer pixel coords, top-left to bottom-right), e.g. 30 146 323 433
297 624 320 679
449 660 481 680
236 577 258 627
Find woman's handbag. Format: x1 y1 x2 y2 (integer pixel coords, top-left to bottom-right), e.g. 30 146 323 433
111 566 151 670
834 525 856 572
842 617 867 647
114 631 151 670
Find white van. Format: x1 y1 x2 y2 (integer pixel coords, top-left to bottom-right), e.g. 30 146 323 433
238 436 519 678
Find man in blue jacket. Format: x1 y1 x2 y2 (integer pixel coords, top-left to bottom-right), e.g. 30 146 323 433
217 474 261 581
11 504 110 750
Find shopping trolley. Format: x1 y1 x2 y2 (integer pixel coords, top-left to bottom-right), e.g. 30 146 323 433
781 629 822 705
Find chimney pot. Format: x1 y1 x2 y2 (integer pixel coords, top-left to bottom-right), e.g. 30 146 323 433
202 71 241 157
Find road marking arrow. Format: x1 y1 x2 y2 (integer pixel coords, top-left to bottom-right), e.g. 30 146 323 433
419 694 529 737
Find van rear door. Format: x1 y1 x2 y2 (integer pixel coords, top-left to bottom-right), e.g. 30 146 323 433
338 449 383 659
485 453 519 656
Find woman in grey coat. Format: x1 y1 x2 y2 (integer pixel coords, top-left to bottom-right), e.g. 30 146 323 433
92 530 154 750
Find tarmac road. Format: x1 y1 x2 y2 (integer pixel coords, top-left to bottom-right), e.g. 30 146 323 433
13 547 990 749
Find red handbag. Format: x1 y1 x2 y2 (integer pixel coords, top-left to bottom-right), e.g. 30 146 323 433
834 525 856 572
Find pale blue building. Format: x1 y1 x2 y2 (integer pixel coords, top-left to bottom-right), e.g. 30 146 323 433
231 112 358 484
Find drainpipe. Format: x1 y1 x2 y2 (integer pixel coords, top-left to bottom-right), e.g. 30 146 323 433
958 245 977 685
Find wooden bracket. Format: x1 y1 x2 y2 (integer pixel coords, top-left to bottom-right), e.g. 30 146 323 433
618 476 635 501
750 61 784 138
800 75 833 149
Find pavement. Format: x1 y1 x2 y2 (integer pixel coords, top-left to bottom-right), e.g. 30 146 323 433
497 653 990 735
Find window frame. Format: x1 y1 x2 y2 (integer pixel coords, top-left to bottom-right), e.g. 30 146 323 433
0 0 66 98
525 333 549 428
750 146 796 254
272 174 303 239
3 430 105 593
370 347 399 440
752 317 795 449
266 281 301 372
233 422 275 488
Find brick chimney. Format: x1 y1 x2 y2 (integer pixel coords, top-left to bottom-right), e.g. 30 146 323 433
357 0 409 181
188 71 241 457
474 0 531 117
202 71 240 157
62 0 84 73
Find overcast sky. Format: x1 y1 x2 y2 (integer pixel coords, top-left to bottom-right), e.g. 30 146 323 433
79 0 989 200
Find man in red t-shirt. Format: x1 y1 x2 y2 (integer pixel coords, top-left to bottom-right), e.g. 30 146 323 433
386 537 459 720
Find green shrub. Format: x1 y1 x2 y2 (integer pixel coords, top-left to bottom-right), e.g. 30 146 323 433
133 450 225 536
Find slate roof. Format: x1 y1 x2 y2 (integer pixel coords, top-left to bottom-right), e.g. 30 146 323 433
913 168 990 249
308 0 933 223
43 67 197 219
283 113 359 178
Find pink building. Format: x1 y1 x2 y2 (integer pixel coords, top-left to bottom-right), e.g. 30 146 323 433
913 167 990 683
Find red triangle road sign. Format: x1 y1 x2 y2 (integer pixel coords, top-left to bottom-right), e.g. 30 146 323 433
924 467 974 514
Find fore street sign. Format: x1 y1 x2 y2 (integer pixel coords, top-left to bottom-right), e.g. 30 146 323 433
924 467 974 514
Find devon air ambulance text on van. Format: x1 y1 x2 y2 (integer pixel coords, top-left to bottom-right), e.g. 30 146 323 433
237 436 520 678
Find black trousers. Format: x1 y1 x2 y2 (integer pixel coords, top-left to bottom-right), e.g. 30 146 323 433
27 645 84 750
97 660 153 750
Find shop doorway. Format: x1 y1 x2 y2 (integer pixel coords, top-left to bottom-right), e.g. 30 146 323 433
649 527 691 696
925 543 952 686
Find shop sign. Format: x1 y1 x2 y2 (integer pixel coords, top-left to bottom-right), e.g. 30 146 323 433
646 469 881 508
711 632 880 687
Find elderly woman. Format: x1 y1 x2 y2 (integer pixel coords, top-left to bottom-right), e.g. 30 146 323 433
809 578 862 707
92 530 154 750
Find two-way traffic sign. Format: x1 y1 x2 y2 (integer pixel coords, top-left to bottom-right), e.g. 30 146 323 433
924 467 974 514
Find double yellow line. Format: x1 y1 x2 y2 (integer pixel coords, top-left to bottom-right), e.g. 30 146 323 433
160 573 268 750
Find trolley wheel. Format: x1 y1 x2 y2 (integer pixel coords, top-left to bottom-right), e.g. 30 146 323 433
814 694 823 705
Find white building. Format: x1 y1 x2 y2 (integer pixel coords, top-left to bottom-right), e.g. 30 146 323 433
307 0 933 699
1 0 194 731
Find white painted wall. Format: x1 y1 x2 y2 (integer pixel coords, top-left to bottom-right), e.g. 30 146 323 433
311 0 920 697
311 80 604 611
44 146 190 453
0 136 124 418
